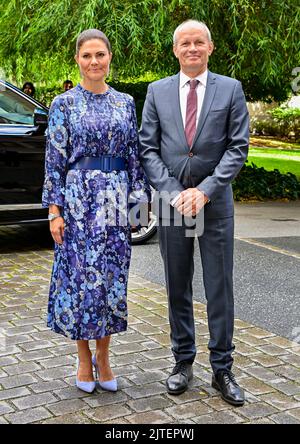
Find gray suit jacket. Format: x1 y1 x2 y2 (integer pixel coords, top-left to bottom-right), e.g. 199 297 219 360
139 70 249 219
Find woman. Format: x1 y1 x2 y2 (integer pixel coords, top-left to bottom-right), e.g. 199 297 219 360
42 29 150 393
22 81 35 97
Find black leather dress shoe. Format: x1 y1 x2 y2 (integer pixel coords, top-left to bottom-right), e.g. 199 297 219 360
212 371 245 406
166 362 193 395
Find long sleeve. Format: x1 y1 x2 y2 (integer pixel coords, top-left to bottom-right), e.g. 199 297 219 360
197 81 249 201
127 98 151 202
42 95 69 208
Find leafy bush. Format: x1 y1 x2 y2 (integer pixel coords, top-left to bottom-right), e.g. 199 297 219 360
233 162 300 201
251 106 300 141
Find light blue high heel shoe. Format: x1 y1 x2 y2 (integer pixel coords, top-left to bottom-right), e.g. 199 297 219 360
92 354 118 392
75 357 96 393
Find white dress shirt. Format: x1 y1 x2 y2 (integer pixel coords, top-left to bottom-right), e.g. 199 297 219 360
179 70 208 127
171 70 208 207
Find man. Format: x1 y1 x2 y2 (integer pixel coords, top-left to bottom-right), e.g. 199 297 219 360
139 20 249 406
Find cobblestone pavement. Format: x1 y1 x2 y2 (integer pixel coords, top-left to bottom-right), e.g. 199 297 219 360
1 248 300 424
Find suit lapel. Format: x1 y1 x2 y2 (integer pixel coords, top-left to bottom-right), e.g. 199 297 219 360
192 70 217 148
169 74 189 149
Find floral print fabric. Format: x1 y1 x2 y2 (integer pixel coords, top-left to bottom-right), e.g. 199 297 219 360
42 84 150 340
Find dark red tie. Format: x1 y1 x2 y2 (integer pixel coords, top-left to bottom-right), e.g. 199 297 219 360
185 79 199 148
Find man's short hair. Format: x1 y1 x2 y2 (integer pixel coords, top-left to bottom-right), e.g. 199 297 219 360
173 20 212 45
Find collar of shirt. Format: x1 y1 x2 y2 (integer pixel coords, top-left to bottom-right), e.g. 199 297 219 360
179 70 208 89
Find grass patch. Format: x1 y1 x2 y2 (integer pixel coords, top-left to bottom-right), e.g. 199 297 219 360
247 155 300 179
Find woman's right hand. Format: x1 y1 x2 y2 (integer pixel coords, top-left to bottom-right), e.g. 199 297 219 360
50 217 65 245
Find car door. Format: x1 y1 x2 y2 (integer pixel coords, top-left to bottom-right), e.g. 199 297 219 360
0 83 48 224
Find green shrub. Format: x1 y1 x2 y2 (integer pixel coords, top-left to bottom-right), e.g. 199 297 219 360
233 162 300 201
268 107 300 141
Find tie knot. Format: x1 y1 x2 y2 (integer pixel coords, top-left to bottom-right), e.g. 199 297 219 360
189 79 199 90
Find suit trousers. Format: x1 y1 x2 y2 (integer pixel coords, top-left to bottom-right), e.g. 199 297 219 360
158 215 235 375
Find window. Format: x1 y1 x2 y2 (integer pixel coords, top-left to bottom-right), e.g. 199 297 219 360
0 88 35 125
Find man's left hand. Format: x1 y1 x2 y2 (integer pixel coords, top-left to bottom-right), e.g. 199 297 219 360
175 188 208 217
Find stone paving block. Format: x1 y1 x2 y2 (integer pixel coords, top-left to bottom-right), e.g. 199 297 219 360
140 348 172 360
137 359 173 372
116 332 147 344
84 404 132 423
47 399 88 416
19 340 56 352
260 392 300 411
280 354 300 367
0 387 31 401
113 352 148 366
39 355 75 369
0 351 19 367
34 365 76 381
11 392 57 410
165 400 212 420
111 343 148 356
269 381 300 396
238 402 278 420
193 411 245 424
274 365 300 383
0 401 15 415
257 344 291 356
83 390 128 408
239 377 275 395
148 334 170 347
30 380 68 394
235 333 269 347
5 406 52 424
0 416 9 424
10 317 44 327
141 340 162 350
269 412 300 424
244 366 285 384
266 336 299 349
46 344 78 356
246 418 276 424
126 370 167 386
0 345 22 358
16 349 54 362
166 388 208 404
0 369 8 379
131 323 163 336
0 374 38 389
287 407 300 420
126 410 173 424
127 395 173 413
4 325 38 336
53 385 94 401
5 335 34 346
234 342 261 356
43 412 95 424
234 319 254 330
112 365 137 377
250 353 284 368
124 382 166 400
142 315 168 327
2 361 41 376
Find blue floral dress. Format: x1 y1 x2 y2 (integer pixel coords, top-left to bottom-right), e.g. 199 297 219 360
42 83 150 340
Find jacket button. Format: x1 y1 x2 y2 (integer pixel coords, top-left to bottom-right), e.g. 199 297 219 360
188 152 193 157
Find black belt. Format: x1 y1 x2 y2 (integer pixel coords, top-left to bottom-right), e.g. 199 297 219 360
68 156 126 172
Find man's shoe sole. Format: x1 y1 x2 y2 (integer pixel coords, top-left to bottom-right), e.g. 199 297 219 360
212 380 245 407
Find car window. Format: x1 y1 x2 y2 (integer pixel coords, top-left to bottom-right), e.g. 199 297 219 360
0 88 35 125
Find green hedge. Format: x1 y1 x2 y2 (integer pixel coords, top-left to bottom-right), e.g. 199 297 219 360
251 107 300 142
233 162 300 201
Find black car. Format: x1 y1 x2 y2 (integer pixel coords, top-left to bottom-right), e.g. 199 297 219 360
0 80 156 243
